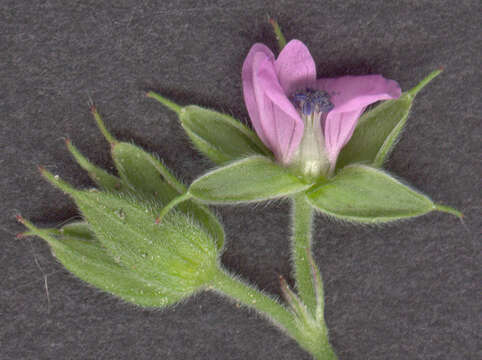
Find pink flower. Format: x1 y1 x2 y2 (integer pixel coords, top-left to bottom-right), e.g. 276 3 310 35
242 40 401 178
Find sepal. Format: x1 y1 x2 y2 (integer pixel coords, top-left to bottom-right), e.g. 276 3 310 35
188 155 311 204
66 139 125 192
147 92 271 164
336 69 442 169
306 164 461 223
18 219 174 307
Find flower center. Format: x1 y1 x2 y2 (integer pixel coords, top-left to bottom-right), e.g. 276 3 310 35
288 89 334 180
291 88 334 116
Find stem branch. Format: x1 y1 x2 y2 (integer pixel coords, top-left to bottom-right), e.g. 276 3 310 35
211 268 300 340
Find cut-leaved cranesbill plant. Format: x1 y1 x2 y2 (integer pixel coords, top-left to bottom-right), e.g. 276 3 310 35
19 19 461 360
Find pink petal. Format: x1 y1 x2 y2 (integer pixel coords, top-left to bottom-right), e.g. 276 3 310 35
317 75 401 114
317 75 401 168
324 108 365 166
242 43 275 148
275 40 317 95
254 55 304 163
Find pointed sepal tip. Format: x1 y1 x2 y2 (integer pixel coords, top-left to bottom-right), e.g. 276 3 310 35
408 68 443 97
146 91 183 115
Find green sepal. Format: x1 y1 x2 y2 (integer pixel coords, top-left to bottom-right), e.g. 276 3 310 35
306 164 460 223
19 220 175 307
147 92 271 164
336 69 442 170
188 155 311 204
39 169 221 301
269 17 287 51
110 142 225 249
66 139 126 192
111 142 184 206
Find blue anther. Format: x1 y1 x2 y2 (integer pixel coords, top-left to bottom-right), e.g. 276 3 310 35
291 88 334 115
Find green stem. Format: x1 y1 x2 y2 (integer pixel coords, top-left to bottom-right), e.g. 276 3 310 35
211 268 300 339
155 192 192 224
211 267 337 360
291 193 317 312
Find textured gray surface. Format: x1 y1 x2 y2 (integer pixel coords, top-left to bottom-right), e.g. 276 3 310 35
1 1 480 359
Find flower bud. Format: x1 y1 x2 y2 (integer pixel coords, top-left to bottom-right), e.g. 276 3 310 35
24 169 222 307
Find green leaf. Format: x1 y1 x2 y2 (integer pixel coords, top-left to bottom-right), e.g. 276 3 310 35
188 156 311 203
306 164 455 223
147 93 271 164
336 69 442 170
19 220 176 307
39 169 221 300
111 142 225 249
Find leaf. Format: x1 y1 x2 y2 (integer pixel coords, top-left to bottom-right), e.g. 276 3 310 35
19 220 176 307
336 70 442 170
188 156 311 203
39 169 221 300
306 165 440 223
111 142 225 249
147 93 271 164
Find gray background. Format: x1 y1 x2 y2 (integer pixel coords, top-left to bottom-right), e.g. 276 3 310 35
1 1 480 359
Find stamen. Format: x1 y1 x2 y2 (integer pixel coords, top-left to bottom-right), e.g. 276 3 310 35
291 88 334 116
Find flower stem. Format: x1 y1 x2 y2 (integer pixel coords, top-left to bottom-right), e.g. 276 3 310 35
291 193 317 312
210 267 301 339
211 267 337 360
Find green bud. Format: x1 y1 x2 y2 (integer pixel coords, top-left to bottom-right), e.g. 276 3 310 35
110 142 225 249
18 220 172 307
81 104 225 249
147 93 271 164
306 164 461 223
336 69 443 170
188 155 311 204
37 169 221 304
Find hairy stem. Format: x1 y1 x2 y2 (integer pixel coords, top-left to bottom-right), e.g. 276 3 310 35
211 268 300 339
291 193 317 312
211 267 337 360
